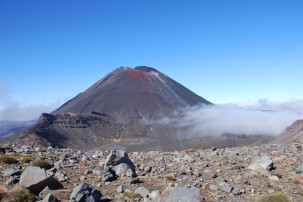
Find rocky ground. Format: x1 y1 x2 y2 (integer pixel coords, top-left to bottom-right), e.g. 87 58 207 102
0 141 302 202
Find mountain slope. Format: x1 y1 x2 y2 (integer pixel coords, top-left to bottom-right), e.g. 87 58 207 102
273 119 303 145
0 120 37 137
52 66 211 120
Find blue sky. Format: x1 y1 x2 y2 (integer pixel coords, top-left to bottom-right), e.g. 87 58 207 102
0 0 302 120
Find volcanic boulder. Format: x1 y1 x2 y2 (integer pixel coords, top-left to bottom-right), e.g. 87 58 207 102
103 150 136 178
19 166 63 195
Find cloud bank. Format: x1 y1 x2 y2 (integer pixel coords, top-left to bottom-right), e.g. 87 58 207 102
0 80 65 121
144 99 303 138
0 102 56 121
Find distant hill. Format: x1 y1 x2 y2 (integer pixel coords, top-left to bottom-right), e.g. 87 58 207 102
0 120 37 137
273 119 303 145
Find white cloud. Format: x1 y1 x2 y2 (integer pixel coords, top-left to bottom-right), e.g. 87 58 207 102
144 99 303 138
0 102 57 121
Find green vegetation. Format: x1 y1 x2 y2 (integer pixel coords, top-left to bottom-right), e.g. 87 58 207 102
292 179 301 184
184 148 197 153
0 156 18 164
0 186 34 202
47 155 57 159
256 193 291 202
12 152 21 157
123 191 142 199
21 157 32 163
165 174 176 181
2 146 13 150
32 160 52 169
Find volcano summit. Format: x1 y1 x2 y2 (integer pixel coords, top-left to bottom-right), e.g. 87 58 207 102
53 66 211 119
3 66 212 151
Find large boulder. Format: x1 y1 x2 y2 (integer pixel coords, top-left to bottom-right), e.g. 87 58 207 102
103 150 136 177
248 155 274 171
134 186 150 198
19 166 63 195
152 187 200 202
70 182 102 202
101 168 116 182
3 168 20 177
42 193 58 202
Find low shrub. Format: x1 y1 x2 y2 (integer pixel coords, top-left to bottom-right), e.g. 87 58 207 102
0 186 34 202
123 191 142 199
292 179 301 184
0 156 18 164
12 153 21 157
47 155 57 159
2 146 12 150
184 148 197 153
32 160 52 169
38 149 46 152
256 193 291 202
165 174 176 181
21 157 32 163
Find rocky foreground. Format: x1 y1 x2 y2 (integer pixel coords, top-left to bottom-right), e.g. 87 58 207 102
0 142 302 201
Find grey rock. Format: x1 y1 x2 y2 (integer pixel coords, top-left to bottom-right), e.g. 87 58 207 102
81 156 89 161
144 166 152 172
194 172 201 177
265 181 272 187
39 186 51 199
62 163 75 168
3 168 20 177
126 169 135 177
128 178 141 184
215 176 227 183
83 170 91 175
19 166 63 195
92 170 101 176
210 185 218 190
183 176 189 182
5 177 18 185
117 185 126 193
101 168 115 182
149 190 161 200
104 150 136 177
42 193 58 202
21 145 32 153
248 155 274 171
221 185 233 193
232 188 241 195
235 175 242 181
55 171 66 182
70 182 102 202
174 158 184 162
211 173 217 178
244 172 253 178
135 186 150 197
153 187 200 202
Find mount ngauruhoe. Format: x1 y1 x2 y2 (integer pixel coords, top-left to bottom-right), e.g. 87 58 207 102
1 66 274 151
53 66 211 118
2 66 215 151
